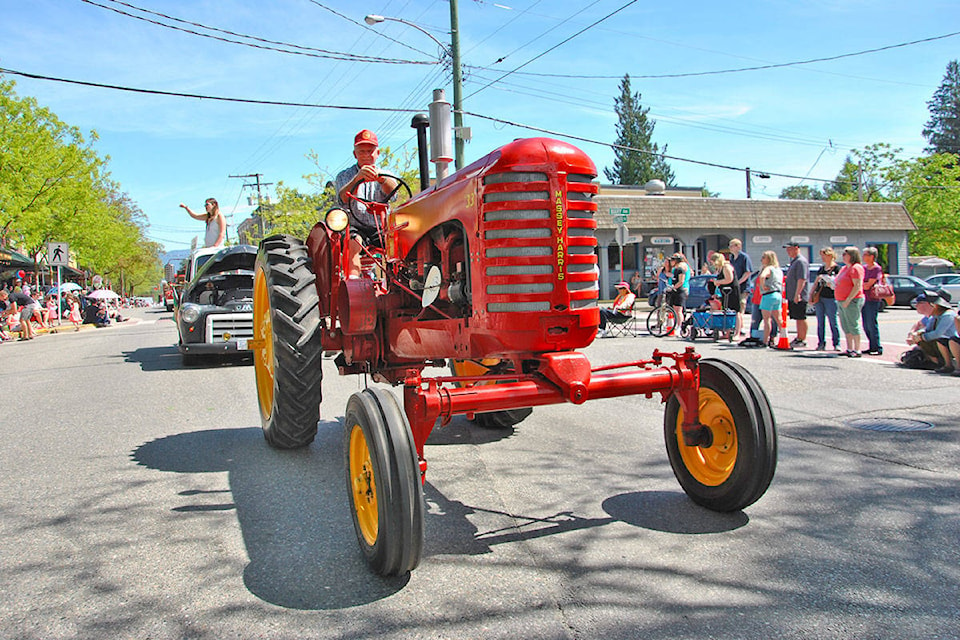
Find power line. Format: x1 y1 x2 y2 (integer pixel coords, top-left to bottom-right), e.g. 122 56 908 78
0 67 420 113
465 0 640 101
304 0 435 59
461 109 847 185
481 0 602 67
0 65 881 188
78 0 435 65
468 28 960 80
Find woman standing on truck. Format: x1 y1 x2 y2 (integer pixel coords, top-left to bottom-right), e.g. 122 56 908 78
180 198 225 248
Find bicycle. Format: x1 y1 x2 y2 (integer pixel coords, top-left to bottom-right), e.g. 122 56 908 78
646 291 679 337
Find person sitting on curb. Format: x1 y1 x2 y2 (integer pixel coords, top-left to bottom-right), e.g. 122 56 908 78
906 291 958 374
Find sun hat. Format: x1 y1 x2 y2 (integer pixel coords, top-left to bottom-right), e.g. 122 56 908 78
915 291 953 309
615 281 630 288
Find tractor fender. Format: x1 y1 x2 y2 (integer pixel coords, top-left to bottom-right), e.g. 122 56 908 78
339 278 377 335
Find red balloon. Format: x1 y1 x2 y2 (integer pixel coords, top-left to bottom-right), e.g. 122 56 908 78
17 270 25 278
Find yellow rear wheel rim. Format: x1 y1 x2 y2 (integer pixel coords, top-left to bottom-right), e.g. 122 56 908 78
253 267 275 420
348 424 378 546
676 388 738 486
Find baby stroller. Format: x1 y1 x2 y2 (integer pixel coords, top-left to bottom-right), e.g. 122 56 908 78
681 296 737 342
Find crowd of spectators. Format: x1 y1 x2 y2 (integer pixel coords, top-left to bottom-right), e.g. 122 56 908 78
0 276 140 342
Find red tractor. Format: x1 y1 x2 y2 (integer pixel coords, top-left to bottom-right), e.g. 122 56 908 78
250 137 776 576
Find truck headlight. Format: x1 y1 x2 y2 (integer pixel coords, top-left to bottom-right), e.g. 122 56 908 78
180 304 201 324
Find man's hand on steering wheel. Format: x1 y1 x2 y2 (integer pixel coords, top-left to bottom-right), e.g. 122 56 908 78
347 174 412 206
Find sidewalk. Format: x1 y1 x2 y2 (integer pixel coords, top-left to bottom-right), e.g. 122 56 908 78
2 315 142 343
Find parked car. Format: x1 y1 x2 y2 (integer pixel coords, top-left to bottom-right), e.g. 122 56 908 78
920 273 960 302
175 244 257 365
886 274 944 308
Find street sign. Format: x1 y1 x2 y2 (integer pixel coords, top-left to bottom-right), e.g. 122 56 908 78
608 207 630 223
48 242 69 267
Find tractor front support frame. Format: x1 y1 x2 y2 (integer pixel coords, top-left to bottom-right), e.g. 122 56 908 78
403 347 706 480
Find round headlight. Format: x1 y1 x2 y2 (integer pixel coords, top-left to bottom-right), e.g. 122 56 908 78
326 208 349 232
180 303 201 324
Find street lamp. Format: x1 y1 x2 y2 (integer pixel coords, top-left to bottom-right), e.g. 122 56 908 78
364 14 448 53
365 8 465 170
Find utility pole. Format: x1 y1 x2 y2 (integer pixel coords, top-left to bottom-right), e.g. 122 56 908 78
449 0 464 170
229 173 273 241
857 161 864 202
745 167 752 199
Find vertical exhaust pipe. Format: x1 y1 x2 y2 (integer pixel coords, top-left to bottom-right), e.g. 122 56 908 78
411 114 430 192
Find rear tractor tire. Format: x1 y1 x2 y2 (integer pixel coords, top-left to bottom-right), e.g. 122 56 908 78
253 234 324 449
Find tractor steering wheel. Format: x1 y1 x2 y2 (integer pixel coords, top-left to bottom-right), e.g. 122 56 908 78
347 174 412 208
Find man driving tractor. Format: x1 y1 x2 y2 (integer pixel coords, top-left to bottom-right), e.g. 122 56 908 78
334 130 399 278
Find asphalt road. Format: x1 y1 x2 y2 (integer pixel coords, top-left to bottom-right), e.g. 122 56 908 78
1 305 957 639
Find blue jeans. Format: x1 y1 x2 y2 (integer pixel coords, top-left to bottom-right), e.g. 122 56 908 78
861 299 881 351
815 298 840 348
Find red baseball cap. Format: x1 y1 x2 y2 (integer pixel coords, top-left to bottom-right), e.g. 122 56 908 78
354 129 378 147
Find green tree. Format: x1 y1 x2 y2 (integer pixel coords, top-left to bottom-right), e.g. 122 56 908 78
824 144 904 202
779 185 826 200
890 153 960 264
922 60 960 155
604 74 675 186
0 79 158 287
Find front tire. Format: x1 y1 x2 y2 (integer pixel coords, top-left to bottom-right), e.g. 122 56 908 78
344 388 424 576
664 359 777 512
253 235 324 449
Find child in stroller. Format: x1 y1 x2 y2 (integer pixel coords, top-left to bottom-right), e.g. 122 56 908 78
680 284 737 342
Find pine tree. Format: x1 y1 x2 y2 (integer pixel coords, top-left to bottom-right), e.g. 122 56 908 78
922 60 960 155
604 74 675 186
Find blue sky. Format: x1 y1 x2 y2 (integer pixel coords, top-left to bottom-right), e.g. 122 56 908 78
2 0 957 252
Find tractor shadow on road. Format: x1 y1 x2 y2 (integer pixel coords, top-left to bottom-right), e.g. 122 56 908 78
602 491 748 534
124 346 252 371
131 424 409 610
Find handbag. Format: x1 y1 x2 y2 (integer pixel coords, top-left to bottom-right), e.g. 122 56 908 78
870 273 894 302
810 286 820 305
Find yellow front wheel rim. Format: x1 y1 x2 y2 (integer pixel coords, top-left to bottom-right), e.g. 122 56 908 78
348 424 379 546
253 267 275 420
676 388 738 486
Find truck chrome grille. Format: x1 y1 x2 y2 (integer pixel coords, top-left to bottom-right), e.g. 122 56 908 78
207 313 254 345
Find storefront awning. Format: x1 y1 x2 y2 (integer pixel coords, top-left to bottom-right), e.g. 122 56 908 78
0 246 34 269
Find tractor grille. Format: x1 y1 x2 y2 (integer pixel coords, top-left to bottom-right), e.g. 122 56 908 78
206 313 254 346
481 171 598 313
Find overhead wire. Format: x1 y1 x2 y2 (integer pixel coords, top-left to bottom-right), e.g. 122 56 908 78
77 0 436 65
463 68 856 150
479 0 602 67
2 65 859 188
466 28 960 81
304 0 435 59
464 0 639 101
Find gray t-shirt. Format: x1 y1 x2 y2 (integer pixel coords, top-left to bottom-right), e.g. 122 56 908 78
334 164 397 237
785 254 809 300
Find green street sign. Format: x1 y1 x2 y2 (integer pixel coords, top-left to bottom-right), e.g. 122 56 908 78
609 207 629 223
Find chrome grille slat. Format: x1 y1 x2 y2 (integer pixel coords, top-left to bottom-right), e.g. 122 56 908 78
486 265 553 276
485 228 551 240
483 209 550 221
